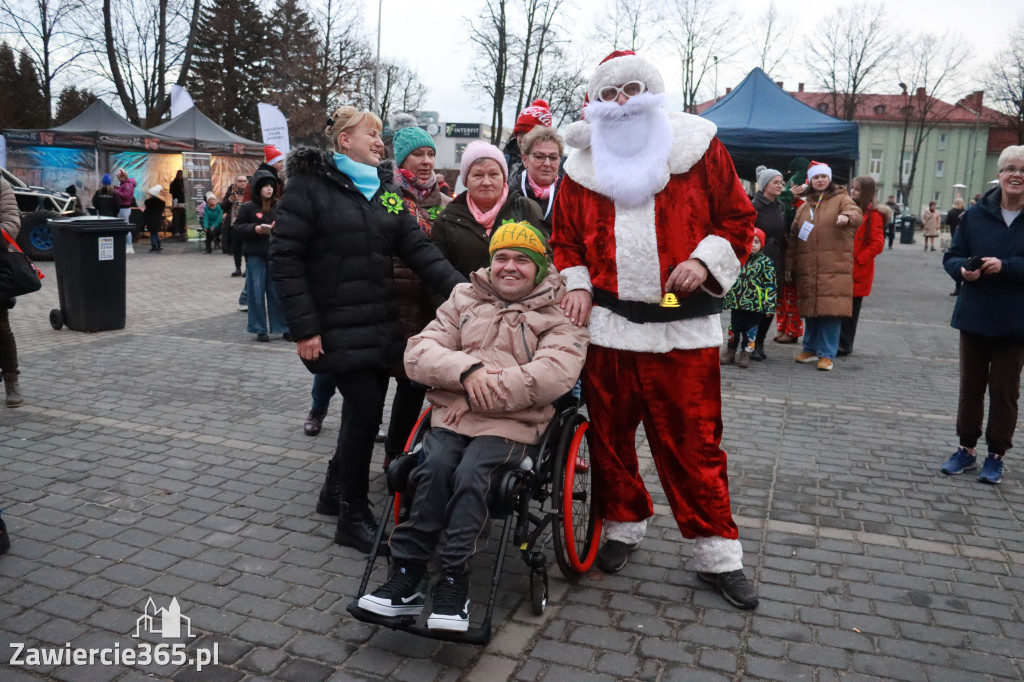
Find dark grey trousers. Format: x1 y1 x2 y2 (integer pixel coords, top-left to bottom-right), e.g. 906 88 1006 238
957 332 1024 456
389 427 535 575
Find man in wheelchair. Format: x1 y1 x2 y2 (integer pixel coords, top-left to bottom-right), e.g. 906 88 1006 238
357 222 589 632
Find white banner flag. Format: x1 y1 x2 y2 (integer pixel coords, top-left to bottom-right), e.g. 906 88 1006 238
170 85 194 118
258 103 290 154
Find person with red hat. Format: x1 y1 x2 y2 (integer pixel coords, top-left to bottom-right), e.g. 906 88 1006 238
550 50 760 609
721 228 776 368
504 99 553 182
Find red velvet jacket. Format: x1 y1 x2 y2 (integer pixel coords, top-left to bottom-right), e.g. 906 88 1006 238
853 205 885 297
551 113 756 352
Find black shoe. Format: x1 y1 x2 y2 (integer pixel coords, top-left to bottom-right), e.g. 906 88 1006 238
596 540 638 573
697 569 759 610
315 459 340 515
751 342 767 361
305 409 327 437
428 571 470 632
358 561 427 617
0 515 9 556
283 333 293 342
231 269 242 277
836 348 851 357
256 334 270 343
949 291 958 296
335 500 378 553
205 248 212 254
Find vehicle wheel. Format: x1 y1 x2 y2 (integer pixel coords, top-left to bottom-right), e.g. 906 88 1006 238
49 309 63 330
552 413 602 579
17 210 59 261
530 569 548 615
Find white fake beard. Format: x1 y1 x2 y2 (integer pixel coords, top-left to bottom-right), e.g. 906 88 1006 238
586 92 673 207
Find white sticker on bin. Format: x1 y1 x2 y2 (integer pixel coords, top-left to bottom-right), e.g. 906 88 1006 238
98 236 114 261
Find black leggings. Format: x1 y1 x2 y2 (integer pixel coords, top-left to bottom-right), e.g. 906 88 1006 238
330 369 390 502
0 304 17 373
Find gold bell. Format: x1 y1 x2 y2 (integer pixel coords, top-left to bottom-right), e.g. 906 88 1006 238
660 293 680 308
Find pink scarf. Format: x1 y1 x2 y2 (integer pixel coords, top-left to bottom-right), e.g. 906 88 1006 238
467 185 509 233
526 172 553 199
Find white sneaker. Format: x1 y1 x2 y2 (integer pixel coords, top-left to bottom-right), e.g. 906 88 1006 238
238 305 248 312
126 246 135 254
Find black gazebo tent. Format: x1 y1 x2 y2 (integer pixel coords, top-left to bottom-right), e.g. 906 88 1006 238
150 108 262 156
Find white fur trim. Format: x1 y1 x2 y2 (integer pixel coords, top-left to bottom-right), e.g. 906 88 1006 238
603 519 648 545
560 265 593 293
589 308 724 352
690 235 742 296
614 199 662 302
807 162 832 181
564 112 717 195
588 54 665 101
686 536 744 573
564 121 591 150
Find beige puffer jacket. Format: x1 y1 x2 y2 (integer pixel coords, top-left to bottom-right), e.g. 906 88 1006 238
1 179 21 241
405 267 589 444
786 186 862 318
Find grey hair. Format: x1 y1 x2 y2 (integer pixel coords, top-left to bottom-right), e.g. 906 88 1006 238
997 145 1024 169
521 126 564 157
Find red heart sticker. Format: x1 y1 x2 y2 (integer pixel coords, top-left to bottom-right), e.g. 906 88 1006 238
256 212 263 219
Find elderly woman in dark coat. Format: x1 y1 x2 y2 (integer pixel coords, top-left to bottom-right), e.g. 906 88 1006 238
270 107 463 553
750 166 787 360
939 145 1024 486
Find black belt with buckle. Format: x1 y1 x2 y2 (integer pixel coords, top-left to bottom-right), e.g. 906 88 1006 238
592 288 722 324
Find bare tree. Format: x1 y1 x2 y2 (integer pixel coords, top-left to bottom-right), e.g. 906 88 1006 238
542 54 587 126
0 0 88 125
983 14 1024 144
510 0 568 117
805 1 895 121
894 32 971 208
750 0 792 78
590 0 657 53
468 0 512 144
357 60 428 125
310 0 373 118
89 0 200 125
662 0 740 112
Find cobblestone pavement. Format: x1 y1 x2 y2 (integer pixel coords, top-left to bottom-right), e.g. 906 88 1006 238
1 237 1022 682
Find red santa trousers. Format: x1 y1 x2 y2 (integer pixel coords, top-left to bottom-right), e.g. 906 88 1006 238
582 345 739 541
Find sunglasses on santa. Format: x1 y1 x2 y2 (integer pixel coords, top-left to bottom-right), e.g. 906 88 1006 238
597 81 646 102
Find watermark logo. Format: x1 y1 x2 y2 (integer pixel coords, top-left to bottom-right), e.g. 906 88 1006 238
134 597 195 639
9 596 218 672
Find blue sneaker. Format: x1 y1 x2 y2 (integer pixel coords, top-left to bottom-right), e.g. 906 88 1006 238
977 455 1004 484
940 447 977 475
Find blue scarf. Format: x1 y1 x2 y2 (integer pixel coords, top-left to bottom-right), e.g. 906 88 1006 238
333 153 380 201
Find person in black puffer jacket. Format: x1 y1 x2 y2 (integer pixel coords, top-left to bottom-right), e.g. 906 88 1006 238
270 107 464 554
235 170 289 342
750 166 787 359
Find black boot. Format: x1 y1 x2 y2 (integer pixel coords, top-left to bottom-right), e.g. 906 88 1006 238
751 341 767 361
315 459 341 515
335 499 379 554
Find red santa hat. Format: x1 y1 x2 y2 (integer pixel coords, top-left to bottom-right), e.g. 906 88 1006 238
587 50 665 103
264 144 285 166
513 100 553 136
806 160 832 181
753 228 766 246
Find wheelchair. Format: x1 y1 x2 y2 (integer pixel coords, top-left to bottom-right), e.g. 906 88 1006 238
346 393 601 644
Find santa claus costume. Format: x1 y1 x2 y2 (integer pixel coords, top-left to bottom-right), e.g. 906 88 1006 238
551 51 759 609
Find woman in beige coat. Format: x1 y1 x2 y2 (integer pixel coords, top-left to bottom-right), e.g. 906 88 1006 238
785 162 862 371
921 201 941 251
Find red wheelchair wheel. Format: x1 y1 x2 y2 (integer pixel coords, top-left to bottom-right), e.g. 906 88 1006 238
552 414 601 577
393 407 432 525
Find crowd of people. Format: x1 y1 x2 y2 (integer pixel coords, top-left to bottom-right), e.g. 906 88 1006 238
1 50 1022 635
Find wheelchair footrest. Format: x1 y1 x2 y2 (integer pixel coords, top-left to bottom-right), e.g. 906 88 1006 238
346 601 493 645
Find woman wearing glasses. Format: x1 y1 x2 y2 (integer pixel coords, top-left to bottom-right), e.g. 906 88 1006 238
430 140 544 278
939 145 1024 485
508 126 564 235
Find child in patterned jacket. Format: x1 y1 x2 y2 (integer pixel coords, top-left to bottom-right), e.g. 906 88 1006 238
721 228 777 368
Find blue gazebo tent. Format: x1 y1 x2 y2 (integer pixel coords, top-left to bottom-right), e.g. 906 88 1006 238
700 68 859 181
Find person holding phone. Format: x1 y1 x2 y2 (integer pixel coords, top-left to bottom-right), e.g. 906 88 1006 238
939 145 1024 485
234 169 289 342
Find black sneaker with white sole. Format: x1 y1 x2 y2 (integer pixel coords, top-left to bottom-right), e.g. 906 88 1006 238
357 562 427 617
596 540 638 573
697 569 759 610
427 571 470 632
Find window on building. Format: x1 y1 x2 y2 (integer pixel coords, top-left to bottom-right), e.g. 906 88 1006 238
873 104 886 116
938 133 948 150
901 155 913 182
817 102 829 113
869 150 883 175
934 191 942 203
454 143 468 163
936 160 944 177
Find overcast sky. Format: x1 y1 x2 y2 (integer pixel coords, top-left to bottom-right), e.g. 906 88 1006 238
360 0 1020 123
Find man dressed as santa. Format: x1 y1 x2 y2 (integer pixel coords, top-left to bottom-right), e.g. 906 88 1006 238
551 51 759 609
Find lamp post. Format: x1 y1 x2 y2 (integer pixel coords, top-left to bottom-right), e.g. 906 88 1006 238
372 0 383 117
